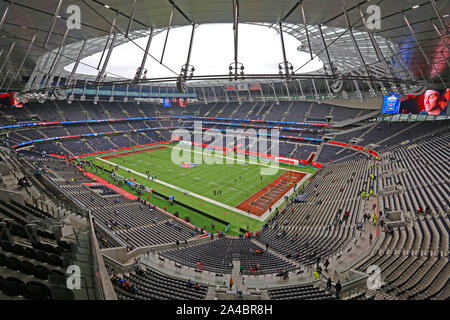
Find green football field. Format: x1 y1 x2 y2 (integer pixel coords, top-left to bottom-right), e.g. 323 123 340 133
103 146 291 207
81 143 317 235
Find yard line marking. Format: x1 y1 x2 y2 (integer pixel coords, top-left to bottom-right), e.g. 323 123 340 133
96 157 268 221
166 145 308 173
93 145 315 222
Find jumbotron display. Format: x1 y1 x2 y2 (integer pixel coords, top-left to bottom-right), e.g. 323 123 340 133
400 89 449 116
383 89 450 115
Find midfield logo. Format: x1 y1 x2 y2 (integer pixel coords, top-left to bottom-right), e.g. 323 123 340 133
171 121 280 175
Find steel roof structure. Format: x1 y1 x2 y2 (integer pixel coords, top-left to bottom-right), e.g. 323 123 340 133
0 0 448 101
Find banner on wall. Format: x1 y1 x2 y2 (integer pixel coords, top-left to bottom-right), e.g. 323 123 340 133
237 83 249 91
275 157 299 166
249 83 261 91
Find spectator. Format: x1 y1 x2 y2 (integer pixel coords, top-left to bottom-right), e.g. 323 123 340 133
313 271 320 280
335 281 342 299
344 211 350 220
316 265 323 274
326 277 332 291
324 258 330 272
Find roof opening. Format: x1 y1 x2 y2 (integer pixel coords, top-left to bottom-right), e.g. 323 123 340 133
65 23 323 79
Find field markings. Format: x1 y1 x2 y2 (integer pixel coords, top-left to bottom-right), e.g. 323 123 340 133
96 157 269 222
166 145 308 174
179 159 279 206
93 145 314 222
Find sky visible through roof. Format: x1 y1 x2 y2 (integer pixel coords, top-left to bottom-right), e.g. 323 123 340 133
66 23 323 80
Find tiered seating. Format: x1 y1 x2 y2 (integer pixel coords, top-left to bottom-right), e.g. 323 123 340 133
378 127 450 215
315 122 449 165
55 101 86 120
161 238 296 274
265 102 291 121
0 201 57 241
353 125 450 300
286 102 310 121
316 145 344 163
107 266 208 300
115 222 199 247
331 106 362 122
258 158 375 266
5 100 334 156
0 195 75 300
3 99 449 300
308 103 332 121
333 127 368 143
268 283 334 300
355 218 449 299
34 157 202 248
95 229 120 249
293 145 318 160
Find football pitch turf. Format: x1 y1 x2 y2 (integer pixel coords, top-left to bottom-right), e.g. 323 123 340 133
82 144 317 235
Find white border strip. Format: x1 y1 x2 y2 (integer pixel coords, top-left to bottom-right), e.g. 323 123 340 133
95 148 313 223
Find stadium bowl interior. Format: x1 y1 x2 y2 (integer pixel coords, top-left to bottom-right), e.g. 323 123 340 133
0 0 448 301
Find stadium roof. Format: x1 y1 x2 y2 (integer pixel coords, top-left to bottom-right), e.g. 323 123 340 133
0 0 448 96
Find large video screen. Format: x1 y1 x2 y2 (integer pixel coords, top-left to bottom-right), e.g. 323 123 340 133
382 93 401 114
0 92 26 108
399 89 449 115
382 89 450 115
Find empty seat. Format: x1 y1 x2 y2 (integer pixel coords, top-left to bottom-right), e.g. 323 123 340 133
34 265 50 280
1 277 26 297
48 270 66 286
23 282 51 300
0 253 7 266
6 256 21 271
10 244 26 256
18 260 35 276
48 254 64 268
33 250 50 264
57 240 72 253
49 286 75 300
